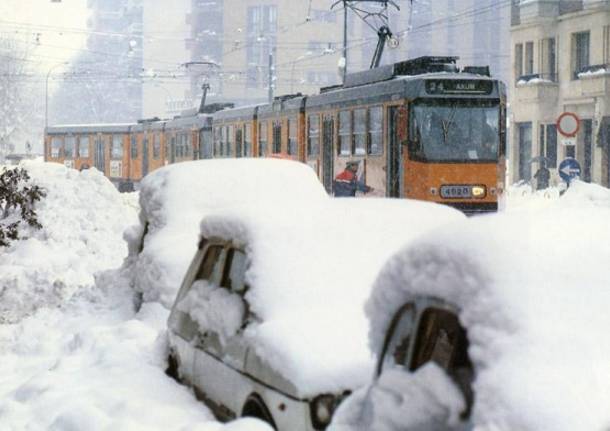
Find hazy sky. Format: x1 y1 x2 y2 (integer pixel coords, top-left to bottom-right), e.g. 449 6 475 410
1 0 89 72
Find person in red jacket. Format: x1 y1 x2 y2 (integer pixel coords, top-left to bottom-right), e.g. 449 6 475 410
333 160 373 197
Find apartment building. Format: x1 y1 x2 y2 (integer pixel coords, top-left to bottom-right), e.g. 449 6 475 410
510 0 610 187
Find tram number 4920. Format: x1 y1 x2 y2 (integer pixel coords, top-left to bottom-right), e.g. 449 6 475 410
440 185 472 199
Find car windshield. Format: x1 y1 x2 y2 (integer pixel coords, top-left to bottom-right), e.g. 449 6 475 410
410 99 500 162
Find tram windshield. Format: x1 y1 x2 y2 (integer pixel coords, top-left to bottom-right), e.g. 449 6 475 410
409 99 500 162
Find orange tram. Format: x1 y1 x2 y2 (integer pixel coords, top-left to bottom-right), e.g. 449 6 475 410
45 56 506 214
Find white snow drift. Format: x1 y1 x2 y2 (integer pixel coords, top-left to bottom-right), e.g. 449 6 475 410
332 180 610 431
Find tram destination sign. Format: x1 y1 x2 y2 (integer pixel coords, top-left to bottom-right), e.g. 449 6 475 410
425 79 493 95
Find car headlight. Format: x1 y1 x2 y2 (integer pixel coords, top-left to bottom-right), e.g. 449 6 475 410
310 394 340 429
471 186 486 198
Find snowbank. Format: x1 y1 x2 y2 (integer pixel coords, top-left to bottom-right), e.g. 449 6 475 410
128 158 329 308
360 181 610 430
199 198 465 396
0 161 139 323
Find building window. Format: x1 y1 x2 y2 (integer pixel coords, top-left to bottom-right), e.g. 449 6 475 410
583 119 593 183
545 124 557 169
369 106 383 155
153 134 161 159
307 114 320 157
78 136 90 158
246 5 277 89
258 122 267 156
572 31 590 79
542 38 556 81
353 109 367 156
64 136 75 159
309 9 336 23
338 110 351 156
514 43 523 80
518 122 532 181
604 26 610 64
111 135 123 159
288 118 297 156
524 41 534 75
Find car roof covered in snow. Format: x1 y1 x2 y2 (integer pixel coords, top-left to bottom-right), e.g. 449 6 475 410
198 198 465 396
133 158 328 307
365 180 610 430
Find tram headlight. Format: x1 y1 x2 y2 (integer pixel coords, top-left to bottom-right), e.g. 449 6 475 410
471 186 486 198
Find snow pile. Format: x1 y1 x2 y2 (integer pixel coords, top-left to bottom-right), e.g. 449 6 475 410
178 280 246 344
358 181 610 430
198 199 465 396
330 363 465 431
505 182 561 212
0 161 139 323
128 158 328 308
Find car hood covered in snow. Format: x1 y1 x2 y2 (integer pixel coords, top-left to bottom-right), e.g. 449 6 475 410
199 198 465 397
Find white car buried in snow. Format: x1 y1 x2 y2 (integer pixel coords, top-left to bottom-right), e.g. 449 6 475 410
330 182 610 431
166 199 465 430
122 158 328 309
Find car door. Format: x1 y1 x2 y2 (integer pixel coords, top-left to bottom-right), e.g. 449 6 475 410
191 244 252 420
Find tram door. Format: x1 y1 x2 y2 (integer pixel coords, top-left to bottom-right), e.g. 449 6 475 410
94 135 105 173
321 114 335 193
142 136 149 176
387 106 404 197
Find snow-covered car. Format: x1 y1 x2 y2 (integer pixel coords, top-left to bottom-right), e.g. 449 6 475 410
330 181 610 431
166 199 465 430
121 158 329 309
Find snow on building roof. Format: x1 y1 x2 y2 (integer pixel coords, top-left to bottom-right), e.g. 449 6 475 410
132 158 329 308
198 198 465 396
365 180 610 430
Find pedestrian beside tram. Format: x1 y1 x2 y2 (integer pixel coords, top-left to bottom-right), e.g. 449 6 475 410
333 160 374 197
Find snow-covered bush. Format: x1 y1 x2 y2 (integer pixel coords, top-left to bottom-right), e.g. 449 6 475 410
0 167 46 247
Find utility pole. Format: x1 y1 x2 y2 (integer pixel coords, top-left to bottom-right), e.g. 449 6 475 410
343 4 348 82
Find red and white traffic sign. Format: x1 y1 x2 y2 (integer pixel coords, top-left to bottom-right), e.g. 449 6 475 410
556 112 580 137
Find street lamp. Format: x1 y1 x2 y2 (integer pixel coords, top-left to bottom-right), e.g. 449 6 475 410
45 62 68 129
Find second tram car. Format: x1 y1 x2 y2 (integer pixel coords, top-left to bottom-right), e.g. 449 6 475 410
45 56 507 214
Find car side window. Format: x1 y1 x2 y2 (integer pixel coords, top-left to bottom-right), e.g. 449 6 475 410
195 244 225 284
170 244 225 341
221 248 248 294
410 308 473 419
378 304 415 375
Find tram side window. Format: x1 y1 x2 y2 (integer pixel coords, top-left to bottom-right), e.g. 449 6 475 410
288 118 298 156
111 135 123 159
227 125 234 157
307 114 320 157
79 136 90 158
353 109 367 156
272 121 282 154
368 106 383 155
187 133 193 158
259 122 267 157
201 129 213 159
51 137 62 158
213 127 221 157
244 124 253 157
64 136 76 159
338 110 352 156
153 134 161 159
130 135 138 159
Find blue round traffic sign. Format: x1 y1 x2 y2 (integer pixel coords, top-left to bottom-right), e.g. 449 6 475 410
558 158 581 183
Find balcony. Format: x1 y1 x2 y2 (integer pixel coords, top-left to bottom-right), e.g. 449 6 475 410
515 73 559 101
578 64 610 95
